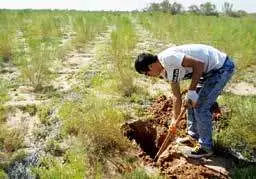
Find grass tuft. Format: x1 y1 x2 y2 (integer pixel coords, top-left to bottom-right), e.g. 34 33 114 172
214 94 256 160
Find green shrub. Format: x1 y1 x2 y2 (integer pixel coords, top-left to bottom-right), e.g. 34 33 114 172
0 30 15 62
109 15 137 97
58 101 84 136
0 79 9 104
59 96 130 164
0 124 9 151
214 94 256 160
232 165 256 179
71 13 108 50
0 169 8 179
0 124 25 169
45 139 64 156
18 41 55 90
19 104 37 116
0 15 17 62
9 150 27 166
4 128 24 153
0 106 6 123
38 105 53 125
80 101 130 159
0 80 9 122
32 148 87 178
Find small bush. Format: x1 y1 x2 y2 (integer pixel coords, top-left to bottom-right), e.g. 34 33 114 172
232 165 256 179
0 27 16 62
9 150 27 166
71 13 108 50
80 102 130 159
4 128 25 153
19 42 55 90
32 148 87 178
214 94 256 160
109 16 137 97
58 101 84 136
0 79 9 104
59 96 131 165
0 124 9 150
0 169 8 179
19 104 37 116
45 139 64 156
0 106 7 123
38 105 53 125
0 124 25 171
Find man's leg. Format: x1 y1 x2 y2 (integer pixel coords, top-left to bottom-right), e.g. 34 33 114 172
195 68 234 150
186 80 204 139
187 108 198 139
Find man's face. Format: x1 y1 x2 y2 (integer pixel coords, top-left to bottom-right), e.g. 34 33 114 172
144 63 162 77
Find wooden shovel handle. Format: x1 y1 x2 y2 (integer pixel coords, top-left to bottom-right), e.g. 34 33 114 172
171 107 187 130
154 107 186 161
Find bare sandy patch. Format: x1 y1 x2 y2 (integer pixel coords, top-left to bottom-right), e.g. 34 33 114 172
226 82 256 95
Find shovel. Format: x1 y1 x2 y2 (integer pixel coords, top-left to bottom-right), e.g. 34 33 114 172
154 107 187 162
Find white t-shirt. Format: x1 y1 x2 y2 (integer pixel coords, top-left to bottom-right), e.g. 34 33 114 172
157 44 227 82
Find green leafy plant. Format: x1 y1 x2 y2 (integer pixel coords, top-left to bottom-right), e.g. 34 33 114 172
32 148 87 178
214 94 256 160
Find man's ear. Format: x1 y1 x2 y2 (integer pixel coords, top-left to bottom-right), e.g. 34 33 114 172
148 64 153 70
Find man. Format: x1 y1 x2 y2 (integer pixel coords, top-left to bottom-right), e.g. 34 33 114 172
134 44 235 158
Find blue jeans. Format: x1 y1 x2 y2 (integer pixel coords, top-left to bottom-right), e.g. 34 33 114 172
187 57 235 149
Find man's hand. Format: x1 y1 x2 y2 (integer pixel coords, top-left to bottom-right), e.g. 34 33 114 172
185 90 199 108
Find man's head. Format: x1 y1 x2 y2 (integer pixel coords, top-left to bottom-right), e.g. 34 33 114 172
135 53 163 77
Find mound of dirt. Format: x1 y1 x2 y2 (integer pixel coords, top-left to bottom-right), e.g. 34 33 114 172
123 95 230 178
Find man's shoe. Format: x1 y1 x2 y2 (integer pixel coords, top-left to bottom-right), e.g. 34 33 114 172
188 145 213 158
176 135 198 147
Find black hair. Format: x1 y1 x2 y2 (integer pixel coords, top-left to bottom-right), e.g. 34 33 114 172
134 53 158 74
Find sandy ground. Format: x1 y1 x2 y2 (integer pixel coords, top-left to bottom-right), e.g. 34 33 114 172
226 82 256 95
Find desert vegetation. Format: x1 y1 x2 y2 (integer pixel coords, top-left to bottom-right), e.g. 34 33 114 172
0 2 256 178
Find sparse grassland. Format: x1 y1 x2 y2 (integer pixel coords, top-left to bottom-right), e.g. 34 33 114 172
32 147 88 178
71 12 108 50
32 14 156 177
0 10 109 90
0 10 113 177
108 15 138 97
1 9 256 178
0 11 17 62
0 80 25 171
137 13 256 71
214 94 256 160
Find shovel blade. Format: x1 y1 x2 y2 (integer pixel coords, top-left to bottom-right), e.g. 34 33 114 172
154 128 176 161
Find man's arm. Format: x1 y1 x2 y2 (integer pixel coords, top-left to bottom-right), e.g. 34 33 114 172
181 55 204 90
171 82 182 119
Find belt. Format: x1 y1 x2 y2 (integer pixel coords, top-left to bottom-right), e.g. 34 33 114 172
202 55 235 79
